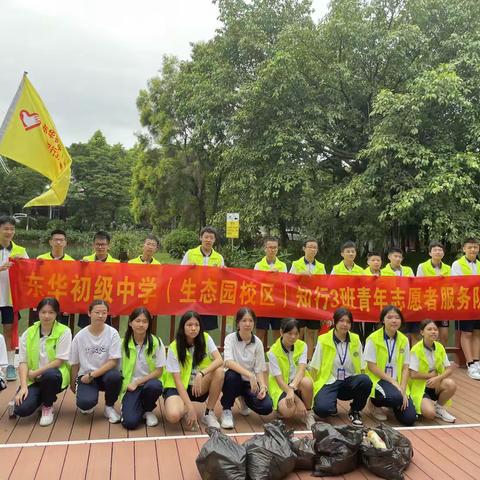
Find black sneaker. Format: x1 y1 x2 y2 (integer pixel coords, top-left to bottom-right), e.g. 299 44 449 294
348 410 363 426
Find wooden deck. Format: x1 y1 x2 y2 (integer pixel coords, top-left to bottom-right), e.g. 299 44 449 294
1 368 480 479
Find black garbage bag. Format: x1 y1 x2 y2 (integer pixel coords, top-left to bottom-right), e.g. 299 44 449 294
360 425 413 480
244 420 297 480
196 427 247 480
290 436 315 471
312 423 363 476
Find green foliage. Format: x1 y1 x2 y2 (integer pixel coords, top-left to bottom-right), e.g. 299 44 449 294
162 229 199 258
110 231 147 262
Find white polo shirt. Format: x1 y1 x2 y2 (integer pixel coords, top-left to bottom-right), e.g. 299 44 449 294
0 243 28 307
224 332 266 381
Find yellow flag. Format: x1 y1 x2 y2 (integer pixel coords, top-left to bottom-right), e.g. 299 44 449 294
0 73 72 207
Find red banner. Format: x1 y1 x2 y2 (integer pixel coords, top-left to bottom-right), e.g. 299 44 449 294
9 259 480 321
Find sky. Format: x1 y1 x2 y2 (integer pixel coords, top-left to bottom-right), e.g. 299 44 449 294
0 0 330 148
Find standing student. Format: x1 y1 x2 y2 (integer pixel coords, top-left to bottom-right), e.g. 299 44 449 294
220 307 273 429
181 227 224 331
331 241 364 275
0 216 29 381
70 300 122 423
363 251 382 276
381 248 417 343
14 297 71 426
310 308 372 426
162 311 224 430
30 229 74 326
416 242 451 347
290 239 326 360
268 318 315 429
128 234 161 264
364 305 417 426
254 237 287 347
120 307 165 430
451 238 480 380
409 320 456 423
79 231 119 329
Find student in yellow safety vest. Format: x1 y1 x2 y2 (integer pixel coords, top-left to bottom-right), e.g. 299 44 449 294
451 238 480 380
0 215 29 381
181 227 225 331
409 320 456 423
267 318 315 429
31 229 74 326
310 307 372 426
14 297 71 427
79 231 119 329
364 305 417 426
162 311 224 430
254 237 287 347
128 234 161 264
416 242 451 347
120 307 165 430
289 238 326 360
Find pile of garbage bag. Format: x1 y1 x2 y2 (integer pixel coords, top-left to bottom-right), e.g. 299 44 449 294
196 420 413 479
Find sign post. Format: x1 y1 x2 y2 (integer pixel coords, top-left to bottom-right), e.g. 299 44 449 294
226 212 239 246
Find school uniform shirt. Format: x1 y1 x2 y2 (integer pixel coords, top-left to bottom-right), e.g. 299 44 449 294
416 263 443 277
0 244 28 307
130 340 166 382
19 327 72 367
451 259 478 276
310 334 366 385
268 342 307 383
70 325 121 376
166 335 217 385
224 332 267 381
409 344 450 373
364 334 410 382
0 333 8 366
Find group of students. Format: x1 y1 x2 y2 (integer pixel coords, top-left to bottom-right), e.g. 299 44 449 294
0 296 457 431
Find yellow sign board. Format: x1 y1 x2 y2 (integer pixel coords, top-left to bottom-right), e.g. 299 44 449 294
226 212 239 239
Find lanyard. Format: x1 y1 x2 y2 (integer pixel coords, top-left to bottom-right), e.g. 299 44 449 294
385 335 396 364
336 341 348 366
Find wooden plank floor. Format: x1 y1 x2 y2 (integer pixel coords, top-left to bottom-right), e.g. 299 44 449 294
1 426 480 479
2 368 480 444
0 368 479 479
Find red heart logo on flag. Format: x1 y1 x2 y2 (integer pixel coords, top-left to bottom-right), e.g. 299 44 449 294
19 109 41 131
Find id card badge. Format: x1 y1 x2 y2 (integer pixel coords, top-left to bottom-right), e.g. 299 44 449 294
385 365 394 378
337 368 346 381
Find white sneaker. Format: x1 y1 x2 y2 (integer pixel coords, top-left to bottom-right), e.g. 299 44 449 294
220 409 235 429
104 406 121 423
369 401 387 421
237 397 251 416
304 410 316 430
467 365 480 380
202 410 220 428
79 408 94 415
435 404 456 423
143 411 158 427
39 405 54 427
474 361 480 372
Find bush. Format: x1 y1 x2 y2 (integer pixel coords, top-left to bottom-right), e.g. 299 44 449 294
110 230 148 261
219 245 264 269
163 229 198 259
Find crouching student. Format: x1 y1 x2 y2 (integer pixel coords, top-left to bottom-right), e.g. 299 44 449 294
120 308 165 429
268 318 315 429
70 300 122 423
162 311 224 430
14 297 71 426
220 307 273 429
365 305 417 426
310 307 371 426
409 319 456 423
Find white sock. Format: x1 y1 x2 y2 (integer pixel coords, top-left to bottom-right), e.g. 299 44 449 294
7 350 14 365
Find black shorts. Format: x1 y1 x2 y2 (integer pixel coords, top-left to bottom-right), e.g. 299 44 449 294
199 315 218 331
163 386 209 403
456 320 480 332
0 306 14 325
256 317 281 330
423 387 439 402
436 321 449 328
297 319 321 330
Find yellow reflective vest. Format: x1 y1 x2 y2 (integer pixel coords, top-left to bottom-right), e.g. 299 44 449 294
331 261 364 275
456 255 480 275
37 252 74 261
186 246 223 267
419 260 450 276
381 264 414 276
255 256 287 272
128 255 160 265
291 257 326 275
